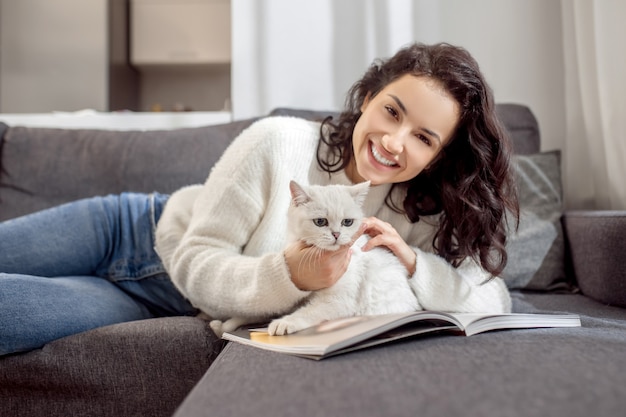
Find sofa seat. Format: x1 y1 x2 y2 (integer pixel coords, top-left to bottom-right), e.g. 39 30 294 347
173 292 626 417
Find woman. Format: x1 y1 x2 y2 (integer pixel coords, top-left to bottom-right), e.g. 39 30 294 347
0 43 518 356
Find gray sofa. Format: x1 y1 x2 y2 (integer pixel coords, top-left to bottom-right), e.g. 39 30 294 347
1 104 625 417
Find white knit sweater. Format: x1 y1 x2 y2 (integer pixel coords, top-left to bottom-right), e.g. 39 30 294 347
155 117 511 320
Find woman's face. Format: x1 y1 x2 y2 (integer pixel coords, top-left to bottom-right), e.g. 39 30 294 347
347 75 460 186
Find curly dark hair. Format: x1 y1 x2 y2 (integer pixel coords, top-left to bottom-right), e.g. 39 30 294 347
316 42 519 277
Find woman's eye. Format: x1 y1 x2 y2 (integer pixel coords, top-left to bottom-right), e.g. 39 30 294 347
341 219 354 227
313 218 328 227
385 105 399 120
417 134 432 147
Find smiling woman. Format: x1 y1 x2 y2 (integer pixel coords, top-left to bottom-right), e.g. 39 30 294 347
318 42 518 278
0 42 518 357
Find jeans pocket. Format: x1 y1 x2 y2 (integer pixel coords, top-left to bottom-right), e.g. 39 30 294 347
115 272 199 317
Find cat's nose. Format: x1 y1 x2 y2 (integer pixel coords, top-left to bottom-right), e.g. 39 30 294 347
332 232 340 240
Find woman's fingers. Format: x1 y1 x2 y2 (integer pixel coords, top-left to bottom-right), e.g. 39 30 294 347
284 239 353 291
361 217 417 276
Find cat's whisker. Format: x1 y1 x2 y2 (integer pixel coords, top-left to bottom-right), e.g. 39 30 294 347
299 247 323 275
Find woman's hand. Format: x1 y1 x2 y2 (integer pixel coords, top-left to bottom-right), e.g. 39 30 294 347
361 217 417 276
284 225 366 291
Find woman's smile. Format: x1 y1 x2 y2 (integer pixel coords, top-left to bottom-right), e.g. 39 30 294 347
369 141 399 168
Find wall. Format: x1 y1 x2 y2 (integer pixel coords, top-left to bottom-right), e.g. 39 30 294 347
0 0 109 112
436 0 565 152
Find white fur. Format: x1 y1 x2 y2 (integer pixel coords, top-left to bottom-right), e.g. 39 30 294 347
211 181 421 336
268 234 421 335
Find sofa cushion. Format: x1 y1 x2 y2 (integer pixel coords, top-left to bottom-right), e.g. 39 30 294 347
173 293 626 417
0 122 10 191
270 103 541 156
502 150 570 291
0 317 222 417
0 122 7 146
494 103 540 155
1 103 539 222
563 211 626 307
0 118 257 221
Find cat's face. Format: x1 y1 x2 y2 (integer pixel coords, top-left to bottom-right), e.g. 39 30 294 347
288 181 369 251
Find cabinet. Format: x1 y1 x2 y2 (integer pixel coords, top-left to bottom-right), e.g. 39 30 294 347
131 0 231 66
130 0 232 112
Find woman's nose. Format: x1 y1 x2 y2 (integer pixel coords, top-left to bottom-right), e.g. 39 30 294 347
381 131 405 155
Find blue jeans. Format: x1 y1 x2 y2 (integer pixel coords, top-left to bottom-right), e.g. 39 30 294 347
0 193 198 356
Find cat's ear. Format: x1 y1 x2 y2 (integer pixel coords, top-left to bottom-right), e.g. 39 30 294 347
289 180 311 206
350 181 370 207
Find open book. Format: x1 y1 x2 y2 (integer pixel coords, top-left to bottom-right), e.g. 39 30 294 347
222 311 581 360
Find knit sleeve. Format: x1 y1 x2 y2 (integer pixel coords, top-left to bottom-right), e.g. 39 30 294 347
408 249 512 314
156 118 313 321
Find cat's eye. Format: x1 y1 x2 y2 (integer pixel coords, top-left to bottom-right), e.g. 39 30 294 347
313 218 328 227
342 219 354 227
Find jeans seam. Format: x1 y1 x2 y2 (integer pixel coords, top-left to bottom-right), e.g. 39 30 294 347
150 192 157 237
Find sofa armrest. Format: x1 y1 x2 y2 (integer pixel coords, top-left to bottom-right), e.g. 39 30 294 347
0 317 222 417
562 210 626 308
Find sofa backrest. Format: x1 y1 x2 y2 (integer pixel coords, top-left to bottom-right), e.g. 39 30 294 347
270 103 540 156
0 118 258 221
0 104 539 222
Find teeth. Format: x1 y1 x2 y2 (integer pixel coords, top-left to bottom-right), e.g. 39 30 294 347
371 143 396 166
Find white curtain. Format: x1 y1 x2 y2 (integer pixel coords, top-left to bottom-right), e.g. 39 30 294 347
561 0 626 210
231 0 428 120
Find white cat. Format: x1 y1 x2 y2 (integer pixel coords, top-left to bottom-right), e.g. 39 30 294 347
210 180 421 336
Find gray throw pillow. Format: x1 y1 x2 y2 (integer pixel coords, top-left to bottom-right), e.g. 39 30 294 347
502 150 571 291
